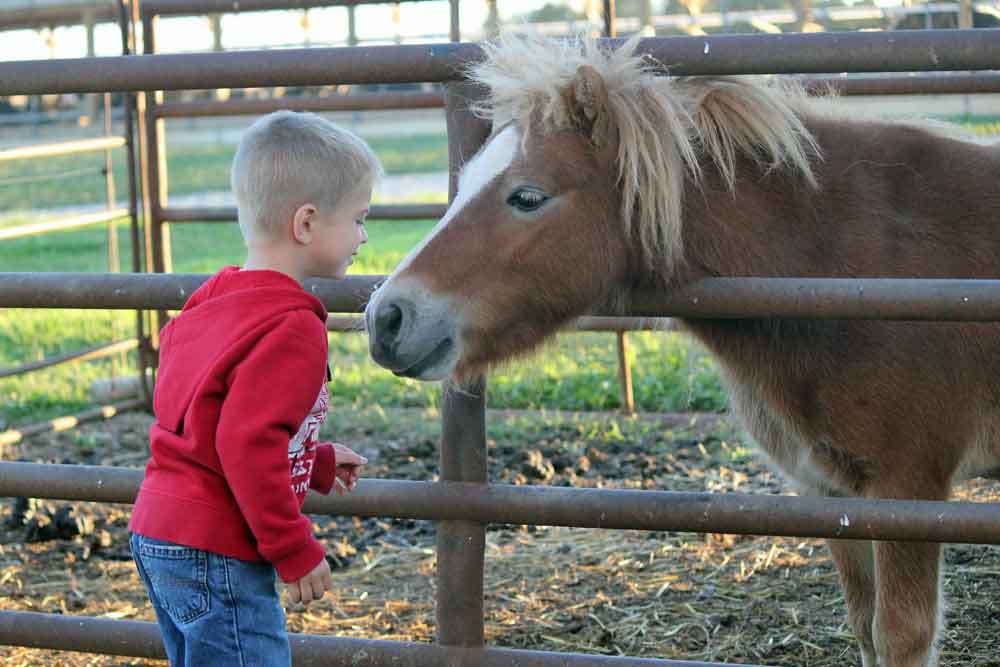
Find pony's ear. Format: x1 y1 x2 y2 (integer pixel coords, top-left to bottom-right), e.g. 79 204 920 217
565 64 615 150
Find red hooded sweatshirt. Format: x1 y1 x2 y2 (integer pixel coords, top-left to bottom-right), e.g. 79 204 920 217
129 266 337 583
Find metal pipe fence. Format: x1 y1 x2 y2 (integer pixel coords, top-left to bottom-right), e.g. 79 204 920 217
2 26 1000 667
153 90 445 118
3 30 1000 95
6 461 1000 545
159 203 449 222
0 0 148 465
7 271 1000 320
0 609 747 667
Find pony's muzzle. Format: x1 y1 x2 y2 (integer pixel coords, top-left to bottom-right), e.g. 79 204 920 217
367 293 458 380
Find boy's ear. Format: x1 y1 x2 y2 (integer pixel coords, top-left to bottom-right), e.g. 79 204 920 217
291 203 317 244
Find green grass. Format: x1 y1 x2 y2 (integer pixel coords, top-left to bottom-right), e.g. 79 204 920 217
0 216 729 427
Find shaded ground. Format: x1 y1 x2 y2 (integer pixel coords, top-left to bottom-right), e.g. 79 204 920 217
2 407 999 666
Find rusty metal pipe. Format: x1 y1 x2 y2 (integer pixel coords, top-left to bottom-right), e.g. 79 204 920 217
324 315 673 332
4 462 1000 544
0 609 756 666
801 71 1000 96
3 31 1000 95
141 77 1000 117
0 272 379 311
160 204 447 222
435 81 492 648
154 91 444 118
9 273 1000 321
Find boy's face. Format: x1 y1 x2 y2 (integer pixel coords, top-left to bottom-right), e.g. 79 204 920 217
309 187 371 279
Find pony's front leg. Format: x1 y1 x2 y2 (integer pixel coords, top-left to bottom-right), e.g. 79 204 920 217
827 539 877 667
872 540 944 667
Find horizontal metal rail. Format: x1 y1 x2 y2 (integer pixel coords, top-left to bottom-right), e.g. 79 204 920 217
2 461 999 544
0 339 138 379
0 209 130 241
160 203 447 222
0 609 751 667
0 137 127 162
6 272 1000 321
2 30 1000 95
154 90 444 118
325 315 674 333
144 0 442 17
0 400 145 449
805 71 1000 96
0 272 375 311
146 73 1000 123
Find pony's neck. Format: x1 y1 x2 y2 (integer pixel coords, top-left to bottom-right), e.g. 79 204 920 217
672 114 1000 285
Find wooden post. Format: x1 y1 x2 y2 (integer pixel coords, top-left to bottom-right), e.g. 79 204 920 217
83 8 99 126
616 332 635 415
959 0 973 28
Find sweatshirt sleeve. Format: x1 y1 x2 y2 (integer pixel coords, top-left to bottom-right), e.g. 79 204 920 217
309 443 337 495
215 311 329 583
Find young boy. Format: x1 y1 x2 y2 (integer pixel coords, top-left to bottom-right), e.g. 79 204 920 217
129 111 381 666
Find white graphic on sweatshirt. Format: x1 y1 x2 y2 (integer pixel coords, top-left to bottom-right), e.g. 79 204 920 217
288 384 328 495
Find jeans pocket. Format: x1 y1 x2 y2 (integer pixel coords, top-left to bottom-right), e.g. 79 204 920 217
137 537 210 624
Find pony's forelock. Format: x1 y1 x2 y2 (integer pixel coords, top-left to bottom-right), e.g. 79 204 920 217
466 33 820 274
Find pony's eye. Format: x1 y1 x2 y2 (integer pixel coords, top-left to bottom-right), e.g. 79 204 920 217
506 187 550 213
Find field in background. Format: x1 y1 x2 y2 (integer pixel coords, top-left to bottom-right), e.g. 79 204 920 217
3 114 999 427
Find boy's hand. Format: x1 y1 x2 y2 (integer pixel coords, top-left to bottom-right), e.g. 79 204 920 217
332 443 367 495
286 558 332 605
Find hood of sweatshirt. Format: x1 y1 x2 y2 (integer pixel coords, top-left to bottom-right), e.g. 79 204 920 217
153 266 327 433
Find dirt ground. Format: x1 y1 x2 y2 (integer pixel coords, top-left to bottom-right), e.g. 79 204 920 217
2 407 1000 667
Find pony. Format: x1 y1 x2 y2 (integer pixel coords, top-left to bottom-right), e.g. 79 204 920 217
365 34 1000 667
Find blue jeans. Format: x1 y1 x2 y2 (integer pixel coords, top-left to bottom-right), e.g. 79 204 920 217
130 532 290 667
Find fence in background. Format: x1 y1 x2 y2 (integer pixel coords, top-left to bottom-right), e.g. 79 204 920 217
0 0 147 448
2 27 1000 665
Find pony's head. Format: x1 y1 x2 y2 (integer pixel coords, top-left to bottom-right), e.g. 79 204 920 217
366 34 817 381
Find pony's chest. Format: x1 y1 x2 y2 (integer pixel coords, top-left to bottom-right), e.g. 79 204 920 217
725 380 860 496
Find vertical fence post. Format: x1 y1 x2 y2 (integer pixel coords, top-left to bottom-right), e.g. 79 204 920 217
103 92 124 382
118 0 152 407
141 10 172 334
449 0 461 42
436 81 491 648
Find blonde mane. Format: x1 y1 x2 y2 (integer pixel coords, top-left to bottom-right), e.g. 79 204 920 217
467 34 820 271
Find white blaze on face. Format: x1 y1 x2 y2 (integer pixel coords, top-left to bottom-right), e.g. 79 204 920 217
387 125 520 278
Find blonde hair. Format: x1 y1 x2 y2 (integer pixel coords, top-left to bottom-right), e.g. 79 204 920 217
468 34 819 272
230 111 382 242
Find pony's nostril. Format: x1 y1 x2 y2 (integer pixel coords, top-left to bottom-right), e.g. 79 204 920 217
376 302 405 350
